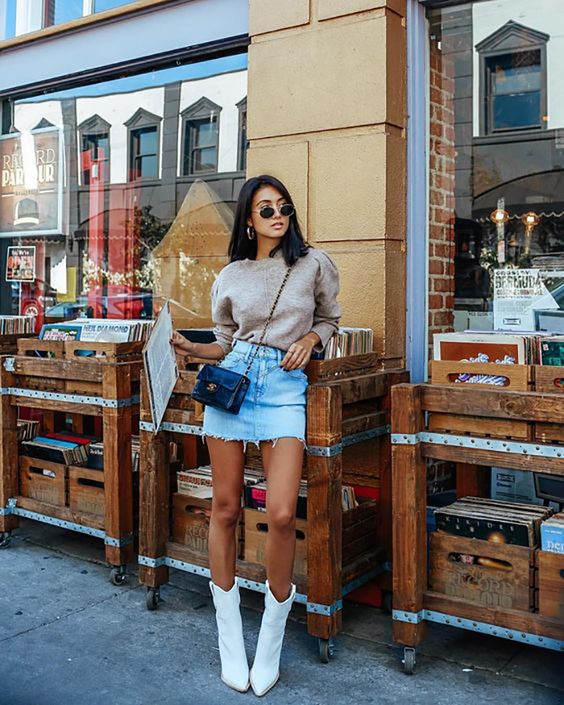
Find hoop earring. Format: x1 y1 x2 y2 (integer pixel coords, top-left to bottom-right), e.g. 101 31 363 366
247 226 255 240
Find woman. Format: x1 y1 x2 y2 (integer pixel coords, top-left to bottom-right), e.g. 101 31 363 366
171 175 340 696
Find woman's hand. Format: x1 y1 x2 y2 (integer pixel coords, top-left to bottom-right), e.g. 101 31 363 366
170 330 193 356
280 332 320 370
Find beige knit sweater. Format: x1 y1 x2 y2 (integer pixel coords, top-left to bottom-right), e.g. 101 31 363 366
211 248 341 354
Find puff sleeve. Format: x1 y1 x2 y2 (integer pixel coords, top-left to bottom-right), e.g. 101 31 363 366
211 277 237 355
311 252 341 351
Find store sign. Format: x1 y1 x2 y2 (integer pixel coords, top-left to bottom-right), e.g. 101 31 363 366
493 269 559 331
5 245 36 282
0 128 63 237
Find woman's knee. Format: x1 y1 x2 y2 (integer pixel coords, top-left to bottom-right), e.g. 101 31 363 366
268 509 296 536
211 498 241 528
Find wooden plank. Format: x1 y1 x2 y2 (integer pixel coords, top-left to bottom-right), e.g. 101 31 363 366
430 360 532 390
534 365 564 394
305 353 381 384
456 463 490 499
11 357 102 382
342 547 385 586
16 495 105 530
166 540 308 595
428 413 532 440
391 384 428 646
429 533 535 612
138 428 170 588
17 339 65 358
341 410 387 438
102 364 134 566
65 340 144 362
0 363 18 532
534 423 564 444
11 396 103 417
537 550 564 619
173 372 198 395
419 383 564 424
331 374 389 406
421 443 564 477
423 590 564 641
306 381 343 640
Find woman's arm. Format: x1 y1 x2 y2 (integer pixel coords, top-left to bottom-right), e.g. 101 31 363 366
280 331 320 370
170 332 225 361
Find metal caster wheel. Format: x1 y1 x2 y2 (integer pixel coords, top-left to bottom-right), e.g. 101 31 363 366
402 647 416 675
146 588 160 611
109 565 127 586
318 638 335 664
0 531 12 549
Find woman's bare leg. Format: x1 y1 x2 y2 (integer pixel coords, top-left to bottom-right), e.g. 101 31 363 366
260 438 304 601
207 438 245 590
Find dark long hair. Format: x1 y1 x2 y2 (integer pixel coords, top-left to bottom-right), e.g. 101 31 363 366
228 175 309 266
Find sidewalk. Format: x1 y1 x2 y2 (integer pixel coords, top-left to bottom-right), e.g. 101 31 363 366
1 520 562 705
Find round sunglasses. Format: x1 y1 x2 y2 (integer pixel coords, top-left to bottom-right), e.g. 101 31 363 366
254 203 295 219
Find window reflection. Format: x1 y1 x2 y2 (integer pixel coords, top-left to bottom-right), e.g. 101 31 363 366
0 54 248 333
427 0 564 334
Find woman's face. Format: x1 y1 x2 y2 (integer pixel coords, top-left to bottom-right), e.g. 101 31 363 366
247 185 291 243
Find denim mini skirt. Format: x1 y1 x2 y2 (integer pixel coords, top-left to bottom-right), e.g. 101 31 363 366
202 339 307 448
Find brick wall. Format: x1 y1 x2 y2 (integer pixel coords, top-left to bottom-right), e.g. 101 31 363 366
428 39 455 350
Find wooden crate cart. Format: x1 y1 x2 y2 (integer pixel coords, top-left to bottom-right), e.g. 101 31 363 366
391 381 564 674
138 355 407 662
0 338 143 585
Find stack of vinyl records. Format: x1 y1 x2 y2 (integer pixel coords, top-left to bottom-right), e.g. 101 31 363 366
20 432 91 465
39 319 154 343
246 479 308 518
324 327 374 359
177 465 263 499
86 436 140 471
541 513 564 554
0 315 34 335
434 497 554 548
17 419 39 441
539 336 564 367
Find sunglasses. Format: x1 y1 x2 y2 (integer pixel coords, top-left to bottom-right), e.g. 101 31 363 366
254 203 295 219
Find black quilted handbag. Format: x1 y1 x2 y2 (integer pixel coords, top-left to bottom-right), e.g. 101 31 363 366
191 265 292 414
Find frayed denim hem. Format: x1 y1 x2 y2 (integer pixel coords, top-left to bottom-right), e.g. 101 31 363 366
202 433 307 453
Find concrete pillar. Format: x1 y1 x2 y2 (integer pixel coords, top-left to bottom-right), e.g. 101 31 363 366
247 0 407 367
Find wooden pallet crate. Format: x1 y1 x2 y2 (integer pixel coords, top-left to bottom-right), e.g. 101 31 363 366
172 492 244 557
0 350 142 580
138 364 405 656
244 508 308 577
429 361 534 440
19 456 67 507
533 365 564 443
68 466 105 517
429 532 536 612
305 353 381 384
537 550 564 618
0 333 35 355
391 383 564 673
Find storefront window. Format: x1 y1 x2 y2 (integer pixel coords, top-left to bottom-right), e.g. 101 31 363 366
0 0 16 40
0 53 248 332
427 0 564 336
0 0 137 40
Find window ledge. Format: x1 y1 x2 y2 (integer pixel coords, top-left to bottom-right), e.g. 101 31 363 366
474 127 556 146
0 0 186 52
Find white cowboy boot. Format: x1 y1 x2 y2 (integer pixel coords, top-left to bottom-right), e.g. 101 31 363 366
250 580 296 696
209 578 249 692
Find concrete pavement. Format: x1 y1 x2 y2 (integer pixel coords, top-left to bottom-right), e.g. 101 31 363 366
0 520 562 705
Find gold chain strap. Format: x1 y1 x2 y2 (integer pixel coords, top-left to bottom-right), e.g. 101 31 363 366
241 264 293 377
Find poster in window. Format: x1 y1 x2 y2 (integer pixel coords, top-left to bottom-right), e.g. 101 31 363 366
5 245 36 282
493 269 560 331
0 127 63 237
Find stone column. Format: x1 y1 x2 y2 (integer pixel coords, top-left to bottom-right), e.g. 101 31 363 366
247 0 407 367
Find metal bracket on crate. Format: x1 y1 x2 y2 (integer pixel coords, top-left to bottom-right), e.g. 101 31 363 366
0 497 16 516
308 425 390 457
393 609 564 652
139 420 205 436
8 502 106 539
391 432 564 459
104 534 134 548
137 554 342 615
0 387 140 408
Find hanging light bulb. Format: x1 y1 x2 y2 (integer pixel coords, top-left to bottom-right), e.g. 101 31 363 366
521 211 539 256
